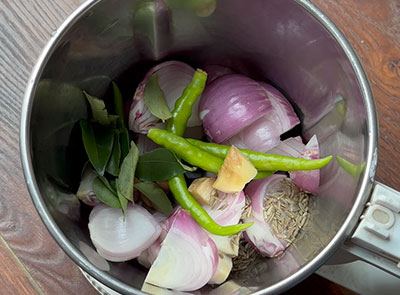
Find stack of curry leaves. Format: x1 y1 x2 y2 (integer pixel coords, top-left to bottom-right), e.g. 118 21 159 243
79 77 192 215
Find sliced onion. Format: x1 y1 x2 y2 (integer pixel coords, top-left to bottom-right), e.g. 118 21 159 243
223 114 282 152
203 65 234 84
267 136 304 157
243 175 287 257
145 209 218 291
129 61 199 134
199 74 273 143
223 83 300 152
203 191 245 226
203 191 245 256
259 82 300 133
88 204 161 262
290 135 320 194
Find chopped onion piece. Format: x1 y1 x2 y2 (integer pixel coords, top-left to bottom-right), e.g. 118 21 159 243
88 204 161 262
224 83 300 152
145 209 218 291
290 135 320 194
200 74 273 143
208 253 233 285
204 191 245 226
244 175 287 257
259 82 300 133
268 136 304 157
223 114 282 152
204 191 245 256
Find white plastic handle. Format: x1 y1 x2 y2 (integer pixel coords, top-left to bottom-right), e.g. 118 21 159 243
343 182 400 278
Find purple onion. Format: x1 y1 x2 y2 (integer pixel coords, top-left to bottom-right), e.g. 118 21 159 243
200 74 273 143
243 175 287 257
289 135 320 194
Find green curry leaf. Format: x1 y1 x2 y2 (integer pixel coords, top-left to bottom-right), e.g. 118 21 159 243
92 177 121 208
116 141 139 202
84 91 111 125
80 121 114 176
143 74 172 121
135 182 173 215
136 148 186 181
105 131 121 176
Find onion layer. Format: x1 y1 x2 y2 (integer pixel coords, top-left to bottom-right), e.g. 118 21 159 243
223 83 300 152
145 209 218 291
88 204 161 262
200 74 273 143
244 175 287 257
290 135 320 194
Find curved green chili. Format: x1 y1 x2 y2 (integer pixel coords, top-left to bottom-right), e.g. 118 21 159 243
169 175 252 236
166 69 207 137
163 69 252 236
186 138 332 171
148 129 269 179
149 129 223 173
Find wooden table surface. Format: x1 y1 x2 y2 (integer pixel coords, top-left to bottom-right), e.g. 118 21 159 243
0 0 399 294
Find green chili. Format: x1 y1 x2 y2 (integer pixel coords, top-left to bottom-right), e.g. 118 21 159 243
166 69 207 137
186 138 332 171
168 175 252 236
149 129 223 173
148 129 271 179
163 69 252 236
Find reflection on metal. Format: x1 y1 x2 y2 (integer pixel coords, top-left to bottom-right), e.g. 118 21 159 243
133 0 172 60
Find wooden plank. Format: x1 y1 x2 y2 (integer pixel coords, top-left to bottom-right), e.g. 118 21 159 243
0 235 43 295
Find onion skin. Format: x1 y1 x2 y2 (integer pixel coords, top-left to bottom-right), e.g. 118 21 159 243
129 61 199 134
243 175 287 257
199 74 272 143
145 209 218 291
88 204 161 262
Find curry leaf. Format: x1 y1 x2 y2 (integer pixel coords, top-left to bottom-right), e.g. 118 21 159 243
116 180 128 214
92 177 121 208
143 74 172 121
80 121 114 176
105 131 121 176
117 141 139 202
112 81 125 126
84 91 111 125
135 182 173 215
119 127 130 160
136 148 186 181
98 175 117 194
